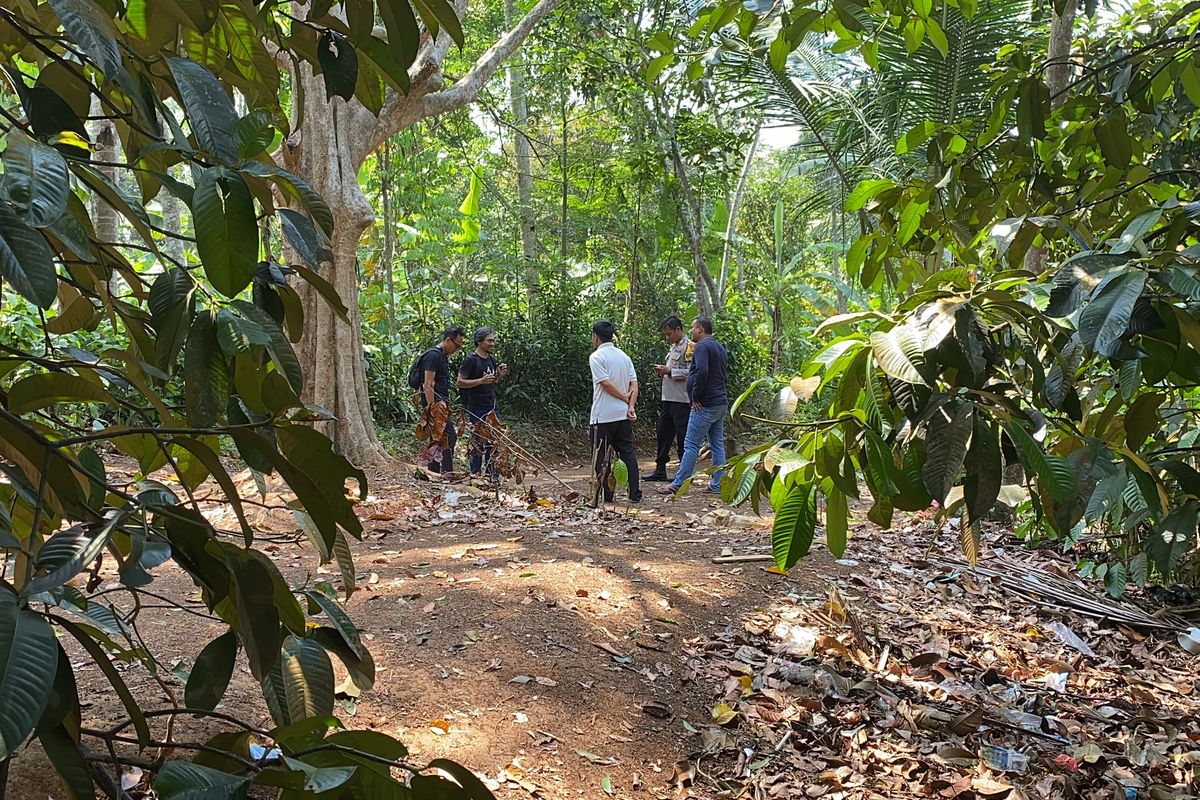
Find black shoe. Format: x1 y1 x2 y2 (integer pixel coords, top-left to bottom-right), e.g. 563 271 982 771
629 494 643 503
642 472 669 482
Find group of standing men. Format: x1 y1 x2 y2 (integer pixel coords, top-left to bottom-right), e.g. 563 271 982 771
587 315 729 504
414 315 731 504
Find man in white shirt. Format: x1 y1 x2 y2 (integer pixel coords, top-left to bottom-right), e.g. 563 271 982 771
588 320 642 504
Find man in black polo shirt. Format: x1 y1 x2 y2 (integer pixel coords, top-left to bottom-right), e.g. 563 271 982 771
419 326 465 473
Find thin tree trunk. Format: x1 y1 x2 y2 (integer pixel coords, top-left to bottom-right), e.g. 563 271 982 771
90 98 120 293
1027 2 1077 273
506 0 538 307
719 122 760 304
559 89 569 260
771 299 783 372
380 139 397 348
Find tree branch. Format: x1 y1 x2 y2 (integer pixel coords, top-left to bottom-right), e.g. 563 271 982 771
357 0 563 163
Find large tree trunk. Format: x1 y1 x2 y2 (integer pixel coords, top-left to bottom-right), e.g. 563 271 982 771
283 0 563 466
505 0 538 307
283 71 387 466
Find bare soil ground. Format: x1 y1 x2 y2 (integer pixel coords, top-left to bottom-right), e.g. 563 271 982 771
8 442 1199 800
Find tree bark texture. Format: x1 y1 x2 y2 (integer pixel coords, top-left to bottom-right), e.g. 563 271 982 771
285 0 564 466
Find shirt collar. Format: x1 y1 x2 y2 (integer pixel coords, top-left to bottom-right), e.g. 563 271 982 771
598 342 614 350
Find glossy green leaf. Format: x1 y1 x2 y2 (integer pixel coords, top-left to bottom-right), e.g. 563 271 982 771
185 630 238 711
25 512 127 597
1077 270 1146 354
0 589 59 760
194 168 259 298
824 486 849 557
6 373 117 414
922 400 974 505
771 481 817 570
155 761 250 800
167 57 240 164
2 133 70 227
0 201 58 309
261 635 335 727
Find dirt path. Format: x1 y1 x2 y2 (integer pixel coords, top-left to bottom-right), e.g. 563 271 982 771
9 456 833 799
336 462 831 799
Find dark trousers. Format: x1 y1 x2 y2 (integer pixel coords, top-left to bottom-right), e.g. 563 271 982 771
590 419 641 501
467 407 498 476
654 401 691 473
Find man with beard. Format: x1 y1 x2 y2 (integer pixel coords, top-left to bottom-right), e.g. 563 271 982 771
457 327 509 480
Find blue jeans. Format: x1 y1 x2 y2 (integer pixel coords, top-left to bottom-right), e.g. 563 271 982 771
670 404 727 492
467 407 498 476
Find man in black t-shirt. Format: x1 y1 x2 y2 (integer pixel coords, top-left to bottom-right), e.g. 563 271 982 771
457 327 508 479
418 326 464 473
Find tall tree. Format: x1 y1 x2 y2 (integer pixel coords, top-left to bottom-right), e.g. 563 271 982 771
285 0 563 465
506 0 540 306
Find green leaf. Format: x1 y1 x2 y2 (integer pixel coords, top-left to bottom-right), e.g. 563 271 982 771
824 487 849 557
185 630 238 711
0 201 58 309
25 512 127 597
261 635 335 727
2 132 70 227
36 723 93 800
47 0 123 79
1146 501 1197 575
1077 270 1146 354
897 199 928 245
1112 208 1162 255
281 756 357 794
53 615 151 749
310 627 375 693
291 264 349 324
1046 253 1131 317
1124 392 1164 450
427 760 497 800
167 57 240 164
416 0 464 47
1095 112 1132 169
228 553 283 680
771 482 817 571
278 208 333 270
922 400 975 505
304 590 365 659
356 34 412 93
71 162 158 249
149 268 196 372
0 589 59 760
1000 419 1073 502
963 415 1001 522
240 162 334 238
377 0 420 70
6 373 117 414
869 326 927 385
317 30 358 101
845 178 895 212
155 761 250 800
183 311 227 427
232 301 304 393
173 437 254 544
194 168 259 298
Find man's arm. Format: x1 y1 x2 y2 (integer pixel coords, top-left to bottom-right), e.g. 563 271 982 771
689 343 710 407
423 368 437 407
598 379 630 403
669 349 689 381
627 379 638 407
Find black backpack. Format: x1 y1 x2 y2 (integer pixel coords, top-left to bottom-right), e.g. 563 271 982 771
407 348 432 390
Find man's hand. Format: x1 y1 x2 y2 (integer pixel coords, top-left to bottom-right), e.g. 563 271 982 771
498 363 509 378
627 405 637 420
481 373 497 384
692 401 702 412
653 364 668 376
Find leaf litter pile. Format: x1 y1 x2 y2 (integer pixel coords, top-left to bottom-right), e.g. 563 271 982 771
682 519 1199 800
